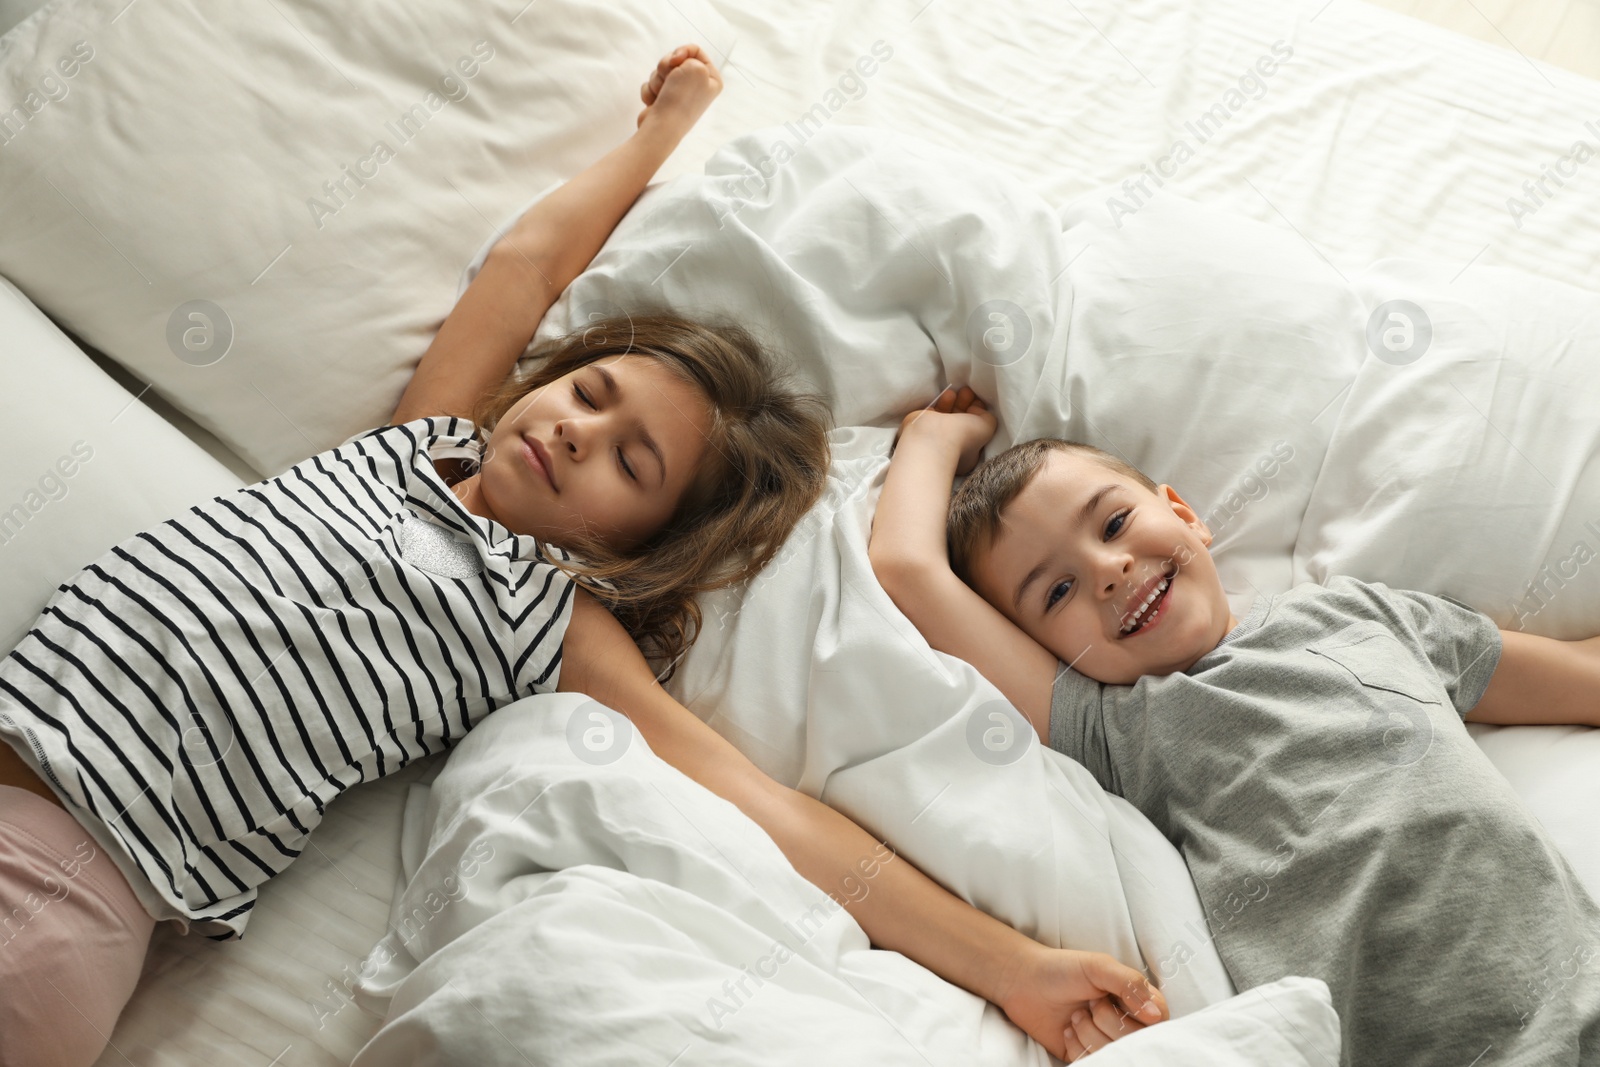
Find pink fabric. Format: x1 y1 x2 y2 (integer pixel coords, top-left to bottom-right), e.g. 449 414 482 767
0 785 154 1067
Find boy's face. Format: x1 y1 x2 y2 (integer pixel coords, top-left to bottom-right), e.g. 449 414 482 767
969 451 1238 685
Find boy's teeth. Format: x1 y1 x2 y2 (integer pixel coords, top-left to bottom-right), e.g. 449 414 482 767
1122 576 1171 633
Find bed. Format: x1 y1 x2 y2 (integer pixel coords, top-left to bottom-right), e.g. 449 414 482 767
0 0 1597 1062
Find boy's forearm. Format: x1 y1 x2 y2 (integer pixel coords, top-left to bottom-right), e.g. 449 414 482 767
1467 631 1600 727
870 429 964 581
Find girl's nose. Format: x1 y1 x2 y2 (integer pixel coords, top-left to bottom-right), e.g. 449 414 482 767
555 418 588 461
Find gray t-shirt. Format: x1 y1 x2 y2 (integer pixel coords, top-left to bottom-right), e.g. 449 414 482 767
1050 575 1600 1066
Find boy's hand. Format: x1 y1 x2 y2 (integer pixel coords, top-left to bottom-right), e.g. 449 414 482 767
638 45 723 132
996 945 1169 1061
894 385 997 476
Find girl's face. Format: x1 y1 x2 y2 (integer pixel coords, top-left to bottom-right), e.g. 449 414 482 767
466 355 715 550
969 451 1239 685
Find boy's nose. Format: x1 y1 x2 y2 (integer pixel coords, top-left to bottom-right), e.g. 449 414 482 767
1100 556 1135 596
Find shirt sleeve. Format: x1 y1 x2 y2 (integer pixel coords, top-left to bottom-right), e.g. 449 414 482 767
1375 583 1504 717
1048 662 1120 793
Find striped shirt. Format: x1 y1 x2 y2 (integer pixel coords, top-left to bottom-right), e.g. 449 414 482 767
0 417 576 938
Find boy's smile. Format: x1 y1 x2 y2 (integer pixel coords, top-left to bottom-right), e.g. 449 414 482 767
969 451 1240 684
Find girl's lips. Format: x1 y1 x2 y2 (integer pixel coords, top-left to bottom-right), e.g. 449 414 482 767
521 436 557 490
1118 574 1174 639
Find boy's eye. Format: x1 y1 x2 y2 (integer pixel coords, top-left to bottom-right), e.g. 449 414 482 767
1046 509 1131 611
574 384 596 409
617 448 637 481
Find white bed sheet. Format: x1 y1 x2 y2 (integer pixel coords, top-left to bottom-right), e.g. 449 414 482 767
70 0 1600 1062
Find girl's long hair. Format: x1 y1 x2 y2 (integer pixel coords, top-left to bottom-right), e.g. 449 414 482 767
472 313 831 678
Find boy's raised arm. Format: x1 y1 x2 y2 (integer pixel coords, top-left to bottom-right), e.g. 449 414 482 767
1466 630 1600 726
869 388 1060 735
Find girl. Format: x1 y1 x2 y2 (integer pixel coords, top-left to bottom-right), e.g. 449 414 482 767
0 49 1165 1066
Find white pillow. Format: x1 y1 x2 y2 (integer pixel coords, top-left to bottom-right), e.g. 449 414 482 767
0 0 734 477
527 126 1367 612
0 275 242 651
1296 256 1600 640
1045 190 1369 612
522 125 1068 435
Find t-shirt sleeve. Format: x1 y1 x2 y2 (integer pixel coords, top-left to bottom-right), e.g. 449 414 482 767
1375 583 1503 717
1048 662 1120 793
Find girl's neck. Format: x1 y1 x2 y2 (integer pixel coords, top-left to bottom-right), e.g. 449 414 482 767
439 463 496 524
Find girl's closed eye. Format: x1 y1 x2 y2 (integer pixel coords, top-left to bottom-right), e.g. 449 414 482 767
574 383 596 408
617 447 637 481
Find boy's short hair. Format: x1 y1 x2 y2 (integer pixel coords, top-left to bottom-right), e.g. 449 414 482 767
947 439 1159 588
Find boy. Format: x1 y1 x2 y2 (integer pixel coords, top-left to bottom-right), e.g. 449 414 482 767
869 386 1600 1065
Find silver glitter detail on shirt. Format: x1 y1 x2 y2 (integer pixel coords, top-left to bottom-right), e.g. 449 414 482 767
396 510 483 579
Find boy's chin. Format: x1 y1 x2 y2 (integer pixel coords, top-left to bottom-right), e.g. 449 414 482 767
1051 636 1183 685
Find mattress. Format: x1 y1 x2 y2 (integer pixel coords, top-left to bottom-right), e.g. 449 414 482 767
16 0 1588 1060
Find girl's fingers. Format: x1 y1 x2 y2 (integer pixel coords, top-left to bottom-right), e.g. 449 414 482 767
643 50 679 103
660 45 695 79
1062 1027 1085 1062
644 45 714 107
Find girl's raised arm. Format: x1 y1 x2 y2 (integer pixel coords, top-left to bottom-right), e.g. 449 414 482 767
390 47 722 426
558 591 1169 1062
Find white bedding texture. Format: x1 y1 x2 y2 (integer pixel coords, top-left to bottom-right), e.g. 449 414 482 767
0 0 1596 1063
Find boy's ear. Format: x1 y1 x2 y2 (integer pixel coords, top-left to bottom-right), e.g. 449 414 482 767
1156 483 1214 546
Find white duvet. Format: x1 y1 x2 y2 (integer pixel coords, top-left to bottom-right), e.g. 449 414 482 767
349 127 1600 1062
353 699 1338 1065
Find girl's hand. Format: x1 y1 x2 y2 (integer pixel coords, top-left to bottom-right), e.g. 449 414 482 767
894 385 997 475
638 44 723 132
995 945 1169 1062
